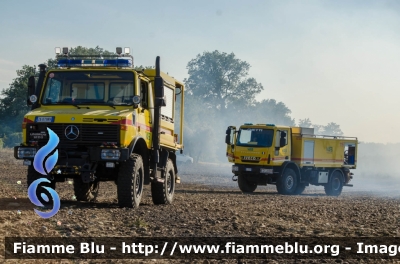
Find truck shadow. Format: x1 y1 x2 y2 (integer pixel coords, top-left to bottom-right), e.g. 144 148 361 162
59 200 120 209
175 189 327 197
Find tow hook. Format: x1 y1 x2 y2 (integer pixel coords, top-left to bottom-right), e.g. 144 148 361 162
232 175 238 182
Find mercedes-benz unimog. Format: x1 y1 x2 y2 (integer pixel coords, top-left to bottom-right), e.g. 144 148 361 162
14 47 185 208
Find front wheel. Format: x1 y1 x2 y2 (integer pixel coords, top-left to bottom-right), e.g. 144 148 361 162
117 154 144 208
276 168 298 195
238 174 257 193
73 178 99 202
151 159 175 205
324 170 344 196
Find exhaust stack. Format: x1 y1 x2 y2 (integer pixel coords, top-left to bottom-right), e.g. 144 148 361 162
151 56 166 178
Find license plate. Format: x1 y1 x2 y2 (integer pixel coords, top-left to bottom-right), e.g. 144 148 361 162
35 116 55 122
245 168 252 172
241 156 260 161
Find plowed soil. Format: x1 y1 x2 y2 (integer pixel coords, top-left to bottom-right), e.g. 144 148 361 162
1 149 399 264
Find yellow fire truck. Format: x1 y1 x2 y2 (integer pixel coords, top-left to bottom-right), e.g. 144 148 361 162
14 47 185 208
225 124 357 196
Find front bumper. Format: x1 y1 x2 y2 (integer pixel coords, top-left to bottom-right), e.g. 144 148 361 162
232 164 275 175
232 164 277 185
14 146 130 162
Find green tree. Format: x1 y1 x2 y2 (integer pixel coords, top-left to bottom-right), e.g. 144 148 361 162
0 65 36 136
68 46 115 57
185 50 263 112
250 99 295 126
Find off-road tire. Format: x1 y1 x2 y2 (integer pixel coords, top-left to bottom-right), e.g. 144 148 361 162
27 165 55 206
117 153 144 208
151 159 175 205
73 178 99 202
238 174 257 193
294 183 306 195
324 170 344 196
276 168 298 195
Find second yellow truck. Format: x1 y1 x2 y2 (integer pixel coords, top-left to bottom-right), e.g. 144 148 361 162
226 124 357 196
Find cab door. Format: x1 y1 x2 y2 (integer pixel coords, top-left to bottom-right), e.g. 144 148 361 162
138 78 152 147
273 129 291 165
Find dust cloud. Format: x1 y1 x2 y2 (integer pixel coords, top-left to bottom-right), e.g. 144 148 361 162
351 142 400 196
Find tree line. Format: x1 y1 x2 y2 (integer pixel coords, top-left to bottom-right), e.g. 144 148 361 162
0 47 343 162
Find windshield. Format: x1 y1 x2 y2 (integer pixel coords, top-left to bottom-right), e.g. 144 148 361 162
41 71 135 105
236 128 274 147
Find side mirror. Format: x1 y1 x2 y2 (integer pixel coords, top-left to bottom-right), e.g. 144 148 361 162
225 134 231 145
27 76 35 106
279 138 285 147
154 56 166 107
132 95 141 109
280 131 287 147
225 127 231 144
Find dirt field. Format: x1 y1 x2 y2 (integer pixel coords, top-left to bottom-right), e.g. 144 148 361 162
1 148 400 263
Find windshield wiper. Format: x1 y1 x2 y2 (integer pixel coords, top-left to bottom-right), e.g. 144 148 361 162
72 104 90 109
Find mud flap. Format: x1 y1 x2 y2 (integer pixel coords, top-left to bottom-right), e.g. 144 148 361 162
152 149 169 183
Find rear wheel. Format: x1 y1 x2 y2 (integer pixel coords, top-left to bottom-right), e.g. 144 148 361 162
324 170 343 196
117 154 144 208
27 165 55 206
73 178 99 202
238 174 257 193
151 159 175 205
276 168 298 195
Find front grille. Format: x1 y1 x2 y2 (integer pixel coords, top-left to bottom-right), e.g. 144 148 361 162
28 124 120 145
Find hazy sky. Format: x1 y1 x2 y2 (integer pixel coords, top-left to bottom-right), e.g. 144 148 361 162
1 0 399 143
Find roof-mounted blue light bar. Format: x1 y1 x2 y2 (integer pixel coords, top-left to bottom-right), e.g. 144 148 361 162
104 59 131 67
57 58 133 68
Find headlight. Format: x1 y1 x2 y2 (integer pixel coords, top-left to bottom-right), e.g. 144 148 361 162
101 149 121 160
17 148 37 158
260 168 273 174
232 165 239 172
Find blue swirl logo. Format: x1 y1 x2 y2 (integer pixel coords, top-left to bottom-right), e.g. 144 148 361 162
28 178 61 218
33 128 59 175
28 127 61 218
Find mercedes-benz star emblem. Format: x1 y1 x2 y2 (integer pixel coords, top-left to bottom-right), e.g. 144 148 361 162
65 125 79 140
